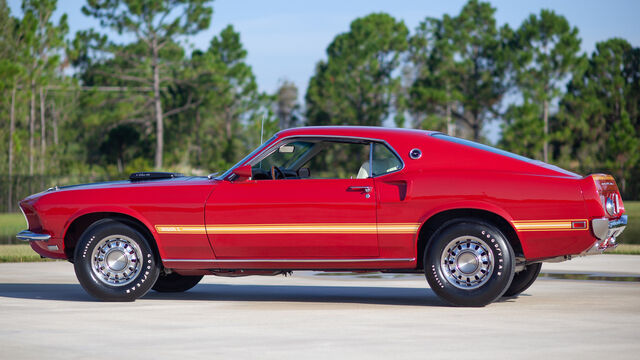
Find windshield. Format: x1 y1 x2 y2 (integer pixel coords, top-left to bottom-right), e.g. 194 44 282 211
216 135 278 180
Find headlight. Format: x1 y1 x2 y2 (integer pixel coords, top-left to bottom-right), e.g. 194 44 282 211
605 197 616 216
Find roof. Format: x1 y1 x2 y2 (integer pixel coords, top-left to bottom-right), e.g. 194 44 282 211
276 126 438 140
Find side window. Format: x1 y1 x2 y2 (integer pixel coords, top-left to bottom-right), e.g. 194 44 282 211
371 143 402 176
253 141 314 172
251 138 370 180
304 141 370 179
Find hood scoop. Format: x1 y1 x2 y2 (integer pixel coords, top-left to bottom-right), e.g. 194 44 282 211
129 172 185 182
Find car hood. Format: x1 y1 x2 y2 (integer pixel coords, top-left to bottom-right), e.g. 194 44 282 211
21 176 216 202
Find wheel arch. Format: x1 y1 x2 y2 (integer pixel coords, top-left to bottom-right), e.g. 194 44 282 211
416 207 523 270
63 211 160 262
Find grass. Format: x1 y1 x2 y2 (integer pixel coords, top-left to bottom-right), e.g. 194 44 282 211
0 201 637 262
0 244 55 263
608 244 640 255
619 201 639 245
0 212 27 244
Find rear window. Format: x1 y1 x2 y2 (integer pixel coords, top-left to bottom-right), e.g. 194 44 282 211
432 133 536 163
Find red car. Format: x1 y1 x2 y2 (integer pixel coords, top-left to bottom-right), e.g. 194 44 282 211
17 126 627 306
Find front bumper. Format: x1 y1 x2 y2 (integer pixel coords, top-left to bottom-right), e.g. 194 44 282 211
16 230 51 241
17 230 59 252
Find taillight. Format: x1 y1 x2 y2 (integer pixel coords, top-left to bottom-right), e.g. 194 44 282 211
590 174 624 217
605 194 618 216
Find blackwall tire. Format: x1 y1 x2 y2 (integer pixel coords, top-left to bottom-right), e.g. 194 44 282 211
73 219 160 301
424 220 515 307
503 262 542 297
152 272 204 293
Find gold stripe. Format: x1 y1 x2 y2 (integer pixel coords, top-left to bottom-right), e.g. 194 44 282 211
512 219 588 232
155 223 420 235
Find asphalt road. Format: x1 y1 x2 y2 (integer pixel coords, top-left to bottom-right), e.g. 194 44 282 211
1 256 639 360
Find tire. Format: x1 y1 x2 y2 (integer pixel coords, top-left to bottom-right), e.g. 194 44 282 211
424 219 515 307
73 219 160 301
502 262 542 297
152 272 203 293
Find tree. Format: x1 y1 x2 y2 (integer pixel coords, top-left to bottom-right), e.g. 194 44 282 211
19 0 68 174
0 0 21 211
82 0 213 169
506 9 581 162
407 16 461 134
407 0 510 141
556 38 639 193
306 13 408 127
184 25 267 170
275 80 299 130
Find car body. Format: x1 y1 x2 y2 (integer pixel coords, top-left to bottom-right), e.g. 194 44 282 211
17 126 627 305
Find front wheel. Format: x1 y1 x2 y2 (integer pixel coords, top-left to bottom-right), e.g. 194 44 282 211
424 220 515 307
73 219 160 301
153 272 203 293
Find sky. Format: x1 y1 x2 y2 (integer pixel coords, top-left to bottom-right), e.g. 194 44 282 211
7 0 640 139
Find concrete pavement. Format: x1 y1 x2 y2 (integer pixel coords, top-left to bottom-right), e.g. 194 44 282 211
0 255 639 359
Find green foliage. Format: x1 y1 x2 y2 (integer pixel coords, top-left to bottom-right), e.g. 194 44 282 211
178 24 271 171
499 101 544 158
306 13 408 127
81 0 214 169
503 9 582 161
555 38 640 193
0 0 639 203
407 0 510 140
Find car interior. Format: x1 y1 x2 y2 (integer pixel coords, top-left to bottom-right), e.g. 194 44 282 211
250 138 402 180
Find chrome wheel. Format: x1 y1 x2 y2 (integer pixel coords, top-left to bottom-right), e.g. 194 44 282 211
440 235 494 290
91 235 142 286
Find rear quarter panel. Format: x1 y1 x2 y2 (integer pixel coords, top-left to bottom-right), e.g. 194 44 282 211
380 134 592 260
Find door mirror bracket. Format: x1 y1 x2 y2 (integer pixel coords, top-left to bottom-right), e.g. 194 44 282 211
230 164 252 181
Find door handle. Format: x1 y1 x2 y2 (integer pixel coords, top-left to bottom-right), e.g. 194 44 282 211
347 186 372 193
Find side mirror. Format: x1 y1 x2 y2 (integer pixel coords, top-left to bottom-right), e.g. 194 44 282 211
230 164 252 181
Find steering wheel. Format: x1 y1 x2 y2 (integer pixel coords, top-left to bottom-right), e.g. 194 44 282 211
270 166 286 180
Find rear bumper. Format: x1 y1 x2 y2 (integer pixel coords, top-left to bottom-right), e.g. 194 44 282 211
592 215 627 240
583 215 627 255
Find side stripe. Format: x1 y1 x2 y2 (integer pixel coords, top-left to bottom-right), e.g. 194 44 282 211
155 223 420 235
512 219 589 232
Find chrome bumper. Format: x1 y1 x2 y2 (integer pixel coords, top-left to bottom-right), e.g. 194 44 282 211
16 230 51 242
583 215 627 255
592 215 627 240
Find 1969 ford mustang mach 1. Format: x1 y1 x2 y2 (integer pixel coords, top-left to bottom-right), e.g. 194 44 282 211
17 126 627 306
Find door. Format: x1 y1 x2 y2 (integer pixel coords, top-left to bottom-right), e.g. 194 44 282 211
205 138 379 259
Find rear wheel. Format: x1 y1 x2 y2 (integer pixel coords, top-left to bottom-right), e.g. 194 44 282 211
153 272 203 293
424 220 515 307
73 219 160 301
503 262 542 297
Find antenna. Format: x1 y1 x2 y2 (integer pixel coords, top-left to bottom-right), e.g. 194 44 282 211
260 113 265 144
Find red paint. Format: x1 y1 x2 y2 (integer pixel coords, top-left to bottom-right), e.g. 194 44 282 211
19 126 625 270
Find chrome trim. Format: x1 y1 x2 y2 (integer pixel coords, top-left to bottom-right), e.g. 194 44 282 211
16 230 51 242
19 205 29 229
163 257 416 263
347 186 372 193
592 215 627 240
409 148 422 160
47 245 59 251
244 135 406 179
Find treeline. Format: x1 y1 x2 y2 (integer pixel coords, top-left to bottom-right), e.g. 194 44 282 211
0 0 639 208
